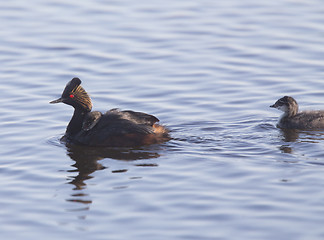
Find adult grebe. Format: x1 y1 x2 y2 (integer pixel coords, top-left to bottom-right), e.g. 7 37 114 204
50 78 170 147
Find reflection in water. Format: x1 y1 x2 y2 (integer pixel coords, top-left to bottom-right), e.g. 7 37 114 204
66 143 161 189
280 128 324 143
280 129 300 143
279 128 324 154
279 129 299 154
64 143 162 214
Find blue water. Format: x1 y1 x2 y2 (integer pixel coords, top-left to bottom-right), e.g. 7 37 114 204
1 0 324 239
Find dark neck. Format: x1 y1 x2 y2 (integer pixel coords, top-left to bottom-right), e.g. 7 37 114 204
66 108 87 137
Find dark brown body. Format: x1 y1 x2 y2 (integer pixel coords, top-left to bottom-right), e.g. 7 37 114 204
70 109 170 147
277 111 324 130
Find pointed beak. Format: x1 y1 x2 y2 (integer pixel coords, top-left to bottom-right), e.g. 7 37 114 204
50 98 63 104
270 102 278 108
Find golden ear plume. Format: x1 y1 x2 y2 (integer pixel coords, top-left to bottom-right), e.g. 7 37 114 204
71 84 92 112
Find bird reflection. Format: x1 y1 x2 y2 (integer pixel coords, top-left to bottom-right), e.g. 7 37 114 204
63 142 162 214
66 143 161 189
280 129 300 143
278 128 324 153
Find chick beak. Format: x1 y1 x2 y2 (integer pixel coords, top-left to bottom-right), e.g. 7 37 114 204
270 102 278 108
50 98 63 104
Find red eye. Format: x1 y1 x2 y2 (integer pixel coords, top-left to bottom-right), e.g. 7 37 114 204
69 94 74 98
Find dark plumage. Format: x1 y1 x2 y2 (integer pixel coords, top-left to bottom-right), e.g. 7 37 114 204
50 78 170 147
270 96 324 129
82 111 102 131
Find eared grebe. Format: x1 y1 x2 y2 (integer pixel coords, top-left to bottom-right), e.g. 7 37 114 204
50 78 170 147
270 96 324 129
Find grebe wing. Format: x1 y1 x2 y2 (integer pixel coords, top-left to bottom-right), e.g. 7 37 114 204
107 108 159 126
75 114 155 146
290 111 324 129
82 111 102 131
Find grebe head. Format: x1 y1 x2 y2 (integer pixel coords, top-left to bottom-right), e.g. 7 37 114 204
270 96 298 117
50 77 92 112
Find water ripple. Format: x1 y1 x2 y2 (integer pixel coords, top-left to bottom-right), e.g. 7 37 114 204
1 0 324 239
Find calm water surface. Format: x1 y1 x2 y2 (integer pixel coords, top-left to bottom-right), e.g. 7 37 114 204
1 0 324 239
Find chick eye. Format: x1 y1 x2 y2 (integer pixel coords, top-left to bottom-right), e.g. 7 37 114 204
69 94 74 98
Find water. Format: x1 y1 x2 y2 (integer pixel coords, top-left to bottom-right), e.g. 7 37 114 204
1 0 324 239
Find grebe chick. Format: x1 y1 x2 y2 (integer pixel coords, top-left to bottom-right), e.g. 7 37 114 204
50 78 170 147
82 111 102 131
270 96 324 129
